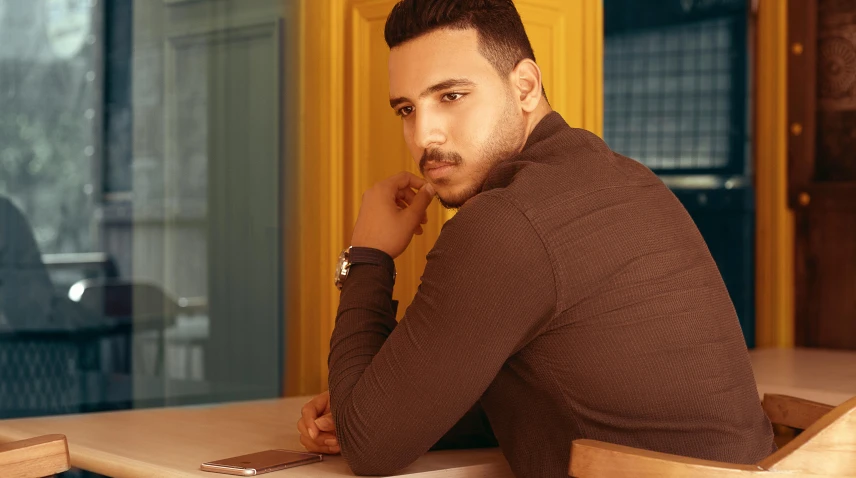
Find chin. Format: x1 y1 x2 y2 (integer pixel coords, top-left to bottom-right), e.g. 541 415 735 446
436 184 479 210
438 195 464 210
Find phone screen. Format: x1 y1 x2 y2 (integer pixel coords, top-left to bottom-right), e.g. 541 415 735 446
201 449 323 475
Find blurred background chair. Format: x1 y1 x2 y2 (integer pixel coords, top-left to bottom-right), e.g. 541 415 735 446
69 278 179 377
1 196 101 419
1 195 179 417
569 394 856 477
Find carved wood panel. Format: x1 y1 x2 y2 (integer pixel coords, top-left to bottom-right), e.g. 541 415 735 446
816 0 856 181
790 0 856 349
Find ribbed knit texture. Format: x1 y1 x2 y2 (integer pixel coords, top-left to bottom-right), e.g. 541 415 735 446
328 112 775 477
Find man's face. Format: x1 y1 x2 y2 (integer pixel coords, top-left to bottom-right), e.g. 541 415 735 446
389 28 526 208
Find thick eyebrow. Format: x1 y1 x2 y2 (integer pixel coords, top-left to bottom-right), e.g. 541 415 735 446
389 78 476 109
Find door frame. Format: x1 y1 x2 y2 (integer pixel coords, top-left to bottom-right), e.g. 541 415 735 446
754 0 795 348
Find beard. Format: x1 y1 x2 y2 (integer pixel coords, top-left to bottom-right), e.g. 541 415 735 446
418 149 469 209
419 97 524 209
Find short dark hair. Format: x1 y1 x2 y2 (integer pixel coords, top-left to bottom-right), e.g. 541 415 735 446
384 0 545 96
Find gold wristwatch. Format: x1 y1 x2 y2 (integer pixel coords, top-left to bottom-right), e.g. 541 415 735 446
335 247 396 290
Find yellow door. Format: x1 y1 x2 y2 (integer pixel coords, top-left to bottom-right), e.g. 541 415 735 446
287 0 602 395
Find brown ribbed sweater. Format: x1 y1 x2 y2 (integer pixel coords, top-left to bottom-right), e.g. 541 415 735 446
328 112 775 477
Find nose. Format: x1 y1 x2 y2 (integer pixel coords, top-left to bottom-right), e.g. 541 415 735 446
413 110 446 151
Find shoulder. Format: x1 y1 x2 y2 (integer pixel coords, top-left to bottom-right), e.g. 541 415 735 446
432 191 546 262
443 191 531 234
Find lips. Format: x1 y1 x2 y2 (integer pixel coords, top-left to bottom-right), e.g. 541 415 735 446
423 161 456 171
423 162 456 180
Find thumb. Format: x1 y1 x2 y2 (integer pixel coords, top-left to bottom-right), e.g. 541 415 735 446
315 413 335 432
407 184 435 220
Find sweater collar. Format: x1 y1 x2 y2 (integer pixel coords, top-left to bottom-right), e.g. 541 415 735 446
520 111 567 152
480 111 569 192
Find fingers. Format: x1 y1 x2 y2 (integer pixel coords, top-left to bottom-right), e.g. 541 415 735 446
407 184 435 218
398 187 431 226
301 406 319 440
297 416 309 437
389 171 427 191
300 433 340 455
298 416 335 443
297 415 338 451
315 413 335 432
397 197 427 234
301 392 329 440
396 187 417 206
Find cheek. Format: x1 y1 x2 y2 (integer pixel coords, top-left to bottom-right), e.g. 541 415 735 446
402 122 420 162
448 109 493 163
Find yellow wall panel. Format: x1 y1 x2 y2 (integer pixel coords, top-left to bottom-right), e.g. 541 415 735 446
347 0 446 320
288 0 602 394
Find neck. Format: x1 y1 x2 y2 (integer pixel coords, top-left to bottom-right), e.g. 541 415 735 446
520 101 553 150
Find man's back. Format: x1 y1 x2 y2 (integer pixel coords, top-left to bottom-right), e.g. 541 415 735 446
327 113 774 477
467 112 775 475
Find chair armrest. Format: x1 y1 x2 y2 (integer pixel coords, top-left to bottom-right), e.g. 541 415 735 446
0 434 70 478
569 439 763 478
762 394 834 431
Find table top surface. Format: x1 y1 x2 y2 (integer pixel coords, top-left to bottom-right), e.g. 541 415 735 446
0 397 513 478
0 347 854 477
750 347 856 405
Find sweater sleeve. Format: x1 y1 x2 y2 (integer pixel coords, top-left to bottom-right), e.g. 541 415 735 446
429 401 497 451
328 193 556 475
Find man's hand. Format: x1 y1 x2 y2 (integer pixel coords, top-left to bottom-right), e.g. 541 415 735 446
297 391 340 454
351 172 435 259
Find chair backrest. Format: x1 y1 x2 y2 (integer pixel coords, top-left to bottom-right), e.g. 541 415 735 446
759 395 856 476
70 278 179 329
762 394 835 448
570 394 856 477
0 434 70 478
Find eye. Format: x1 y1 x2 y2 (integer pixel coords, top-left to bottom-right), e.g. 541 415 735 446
396 106 414 117
442 92 465 102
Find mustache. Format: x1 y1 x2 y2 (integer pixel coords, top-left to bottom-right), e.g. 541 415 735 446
419 149 463 174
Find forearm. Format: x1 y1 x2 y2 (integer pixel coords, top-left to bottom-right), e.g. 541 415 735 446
327 194 555 476
328 263 397 399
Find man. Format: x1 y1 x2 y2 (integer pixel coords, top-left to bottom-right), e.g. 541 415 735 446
0 195 55 330
297 0 775 476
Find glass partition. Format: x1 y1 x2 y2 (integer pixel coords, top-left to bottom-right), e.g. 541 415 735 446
0 0 291 420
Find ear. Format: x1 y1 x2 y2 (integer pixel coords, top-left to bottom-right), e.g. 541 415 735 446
510 59 544 113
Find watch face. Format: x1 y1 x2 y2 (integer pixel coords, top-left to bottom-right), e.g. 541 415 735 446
335 249 350 284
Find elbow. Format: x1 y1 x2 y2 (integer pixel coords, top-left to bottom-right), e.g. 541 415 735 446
341 442 416 476
332 404 422 475
347 461 398 477
345 455 404 476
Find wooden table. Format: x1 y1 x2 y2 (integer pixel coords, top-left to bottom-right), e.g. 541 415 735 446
1 348 854 477
0 397 512 477
750 347 856 406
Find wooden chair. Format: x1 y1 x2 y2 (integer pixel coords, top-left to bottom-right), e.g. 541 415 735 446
0 434 69 477
569 394 856 477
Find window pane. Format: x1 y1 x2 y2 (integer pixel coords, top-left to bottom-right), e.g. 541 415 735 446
603 16 740 172
0 0 287 419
